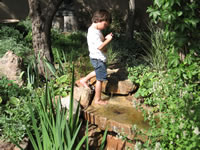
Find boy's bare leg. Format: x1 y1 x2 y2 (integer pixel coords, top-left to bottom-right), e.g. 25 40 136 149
80 71 96 88
94 80 107 105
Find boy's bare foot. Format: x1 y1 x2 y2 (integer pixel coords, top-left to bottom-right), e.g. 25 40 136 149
80 78 90 89
94 99 108 105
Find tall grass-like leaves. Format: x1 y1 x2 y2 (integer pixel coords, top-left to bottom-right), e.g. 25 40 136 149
43 58 56 76
106 46 119 65
56 49 64 75
141 27 168 71
69 64 75 132
27 54 40 89
100 128 108 150
85 121 89 150
45 49 69 77
25 64 88 150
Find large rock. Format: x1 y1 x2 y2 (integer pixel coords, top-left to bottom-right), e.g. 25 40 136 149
0 51 23 85
0 140 14 150
74 86 94 109
54 95 81 120
0 138 29 150
90 68 138 95
55 85 94 110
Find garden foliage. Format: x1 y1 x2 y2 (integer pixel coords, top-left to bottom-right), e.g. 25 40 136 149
0 23 33 61
128 0 200 149
0 4 199 148
0 77 33 143
147 0 200 55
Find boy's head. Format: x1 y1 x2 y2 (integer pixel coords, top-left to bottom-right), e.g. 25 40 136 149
92 9 112 24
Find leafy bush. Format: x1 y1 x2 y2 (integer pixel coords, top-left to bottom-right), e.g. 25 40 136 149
17 18 33 49
0 97 32 143
110 37 142 67
0 24 33 62
17 18 32 32
0 77 28 103
128 52 200 149
0 77 33 143
0 25 23 42
147 0 200 56
128 1 200 148
51 30 88 63
0 38 30 58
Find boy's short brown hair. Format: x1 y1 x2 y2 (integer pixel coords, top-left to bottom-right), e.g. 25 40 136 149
92 9 112 24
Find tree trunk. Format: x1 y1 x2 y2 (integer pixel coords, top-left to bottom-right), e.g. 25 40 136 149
28 0 63 76
125 0 135 40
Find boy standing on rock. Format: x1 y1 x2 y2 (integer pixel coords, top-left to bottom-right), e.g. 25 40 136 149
80 9 113 105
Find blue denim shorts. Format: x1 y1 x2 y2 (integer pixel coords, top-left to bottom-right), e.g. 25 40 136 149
90 58 107 81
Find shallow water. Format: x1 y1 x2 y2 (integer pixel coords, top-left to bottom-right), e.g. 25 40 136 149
87 95 150 130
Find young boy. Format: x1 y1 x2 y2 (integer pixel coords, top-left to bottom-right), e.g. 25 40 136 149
80 9 113 105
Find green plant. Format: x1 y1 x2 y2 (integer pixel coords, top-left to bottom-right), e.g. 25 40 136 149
0 96 33 144
100 128 108 150
52 48 70 76
132 2 200 147
0 38 30 58
128 51 200 149
17 18 33 48
0 77 28 103
106 46 119 65
51 74 71 97
141 26 169 71
0 25 23 42
44 49 73 97
147 0 200 56
51 30 88 63
26 55 41 89
17 18 32 32
24 65 88 150
109 33 143 67
0 24 33 74
0 77 33 143
128 65 157 106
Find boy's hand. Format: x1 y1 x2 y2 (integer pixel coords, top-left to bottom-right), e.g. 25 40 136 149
105 33 113 41
98 33 113 51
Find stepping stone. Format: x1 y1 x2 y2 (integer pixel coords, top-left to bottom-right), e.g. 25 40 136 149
89 68 138 95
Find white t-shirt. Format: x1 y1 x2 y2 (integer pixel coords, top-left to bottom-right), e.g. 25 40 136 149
87 26 107 62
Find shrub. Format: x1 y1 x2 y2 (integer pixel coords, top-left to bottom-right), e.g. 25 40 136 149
0 24 33 63
147 0 200 56
0 38 31 58
17 18 33 49
0 77 33 143
51 30 88 63
128 51 200 149
0 25 23 42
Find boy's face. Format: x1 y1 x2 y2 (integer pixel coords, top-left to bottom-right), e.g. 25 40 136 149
98 21 109 30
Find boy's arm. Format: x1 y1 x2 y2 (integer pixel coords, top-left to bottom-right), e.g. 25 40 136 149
98 33 113 51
